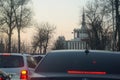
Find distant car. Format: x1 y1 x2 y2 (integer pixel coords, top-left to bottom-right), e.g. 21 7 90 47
0 53 37 80
33 55 45 64
0 70 10 80
29 50 120 80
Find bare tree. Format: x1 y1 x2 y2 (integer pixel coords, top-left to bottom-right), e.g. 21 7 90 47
0 38 4 52
85 0 113 50
11 38 18 53
0 0 31 53
32 22 56 54
11 39 32 53
114 0 120 51
86 0 120 51
0 0 17 52
13 0 32 53
52 36 66 50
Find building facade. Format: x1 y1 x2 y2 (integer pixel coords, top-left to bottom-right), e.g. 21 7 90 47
65 10 89 49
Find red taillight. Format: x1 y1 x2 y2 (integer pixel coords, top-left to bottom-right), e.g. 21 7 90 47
2 53 11 56
68 70 106 75
0 77 3 80
20 70 28 80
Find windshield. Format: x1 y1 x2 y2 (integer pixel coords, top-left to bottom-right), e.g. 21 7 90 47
0 55 24 68
0 0 120 80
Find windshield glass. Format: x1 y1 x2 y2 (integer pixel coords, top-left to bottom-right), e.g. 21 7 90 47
1 0 120 79
0 55 24 68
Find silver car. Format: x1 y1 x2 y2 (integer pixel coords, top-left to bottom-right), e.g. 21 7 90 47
0 53 37 80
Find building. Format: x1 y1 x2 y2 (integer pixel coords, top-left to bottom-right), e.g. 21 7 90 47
65 10 89 49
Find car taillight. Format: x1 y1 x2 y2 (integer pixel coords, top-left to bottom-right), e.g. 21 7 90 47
0 77 3 80
20 70 28 80
2 53 11 56
68 70 106 75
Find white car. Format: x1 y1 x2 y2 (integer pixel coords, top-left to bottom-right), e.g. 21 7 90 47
0 53 37 80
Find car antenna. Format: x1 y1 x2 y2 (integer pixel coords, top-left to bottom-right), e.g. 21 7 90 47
85 49 89 55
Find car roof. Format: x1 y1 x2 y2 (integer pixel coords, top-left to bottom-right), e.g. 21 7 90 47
33 54 45 57
0 53 31 56
48 49 120 55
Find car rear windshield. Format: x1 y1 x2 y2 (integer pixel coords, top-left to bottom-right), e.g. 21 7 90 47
35 51 120 74
0 55 24 68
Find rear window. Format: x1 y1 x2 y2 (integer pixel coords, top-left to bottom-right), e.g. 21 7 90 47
35 51 120 74
0 55 24 68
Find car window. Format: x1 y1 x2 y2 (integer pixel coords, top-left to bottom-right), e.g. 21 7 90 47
35 51 120 75
0 55 24 68
33 56 43 64
27 56 37 68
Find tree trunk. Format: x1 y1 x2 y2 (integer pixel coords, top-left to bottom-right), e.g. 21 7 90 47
16 28 21 53
8 30 12 53
43 37 49 54
115 0 120 51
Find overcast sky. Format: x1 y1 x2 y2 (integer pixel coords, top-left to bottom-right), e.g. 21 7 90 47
22 0 88 42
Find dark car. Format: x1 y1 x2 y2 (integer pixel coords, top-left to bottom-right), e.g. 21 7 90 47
0 70 10 80
29 50 120 80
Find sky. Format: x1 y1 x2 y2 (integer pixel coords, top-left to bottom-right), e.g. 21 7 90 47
23 0 89 42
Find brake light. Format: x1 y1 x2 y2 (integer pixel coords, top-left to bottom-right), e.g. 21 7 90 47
2 53 11 56
20 70 28 80
68 70 106 75
0 77 3 80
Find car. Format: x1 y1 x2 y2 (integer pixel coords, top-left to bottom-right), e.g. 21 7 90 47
0 53 37 80
29 50 120 80
32 55 45 64
0 70 11 80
